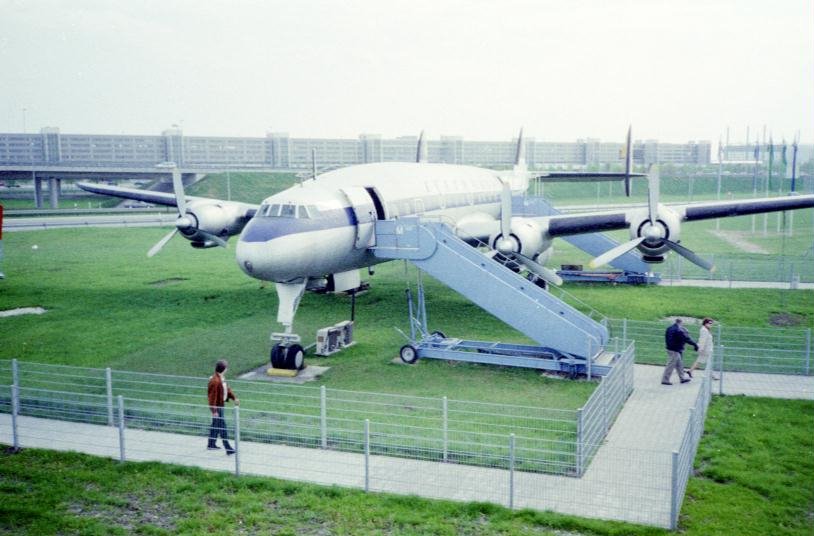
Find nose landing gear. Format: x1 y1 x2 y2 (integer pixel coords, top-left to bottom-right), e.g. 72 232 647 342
270 339 305 370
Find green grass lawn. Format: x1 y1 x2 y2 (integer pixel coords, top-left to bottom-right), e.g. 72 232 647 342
1 396 810 536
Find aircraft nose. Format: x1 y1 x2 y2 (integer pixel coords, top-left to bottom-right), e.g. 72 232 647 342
236 233 312 282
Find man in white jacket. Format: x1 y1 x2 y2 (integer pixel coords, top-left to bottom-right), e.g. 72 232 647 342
686 318 717 379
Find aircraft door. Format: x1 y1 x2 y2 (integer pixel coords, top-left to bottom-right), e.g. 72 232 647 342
340 187 377 249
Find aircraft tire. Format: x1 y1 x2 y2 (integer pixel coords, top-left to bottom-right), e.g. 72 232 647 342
285 344 305 370
399 344 419 364
270 344 285 368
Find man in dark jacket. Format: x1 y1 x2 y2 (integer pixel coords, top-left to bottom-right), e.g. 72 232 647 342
207 359 239 454
661 318 698 385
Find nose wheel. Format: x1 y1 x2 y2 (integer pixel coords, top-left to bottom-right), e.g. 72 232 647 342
270 343 306 370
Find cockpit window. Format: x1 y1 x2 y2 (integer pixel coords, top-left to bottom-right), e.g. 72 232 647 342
280 204 297 218
260 204 280 217
259 203 319 219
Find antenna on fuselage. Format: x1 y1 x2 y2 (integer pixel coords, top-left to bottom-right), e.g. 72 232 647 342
416 131 428 163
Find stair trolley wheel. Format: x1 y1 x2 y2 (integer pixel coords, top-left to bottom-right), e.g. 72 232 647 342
399 344 419 364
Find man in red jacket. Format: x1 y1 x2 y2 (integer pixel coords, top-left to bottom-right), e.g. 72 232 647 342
207 359 240 454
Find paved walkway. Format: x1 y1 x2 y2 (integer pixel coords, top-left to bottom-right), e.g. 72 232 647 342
719 371 814 399
657 278 814 289
8 365 807 528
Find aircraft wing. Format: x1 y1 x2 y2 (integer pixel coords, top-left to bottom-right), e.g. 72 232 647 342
77 181 259 216
531 171 646 183
672 194 814 222
458 193 814 243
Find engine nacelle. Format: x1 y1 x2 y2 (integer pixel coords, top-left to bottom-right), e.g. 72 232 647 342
489 217 547 259
178 200 249 245
628 206 682 260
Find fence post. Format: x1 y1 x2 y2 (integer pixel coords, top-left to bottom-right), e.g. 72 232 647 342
576 408 583 476
586 339 592 380
234 405 241 477
805 329 811 376
729 260 732 288
11 359 19 391
670 450 679 530
117 395 125 462
508 433 515 510
364 419 370 492
320 385 327 449
622 318 628 344
602 380 609 435
106 367 114 426
719 346 725 396
11 384 19 450
688 407 695 443
442 396 448 462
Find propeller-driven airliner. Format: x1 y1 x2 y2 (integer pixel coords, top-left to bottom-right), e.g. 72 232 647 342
78 129 814 369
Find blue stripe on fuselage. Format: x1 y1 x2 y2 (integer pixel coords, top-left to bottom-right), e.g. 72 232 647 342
240 207 357 243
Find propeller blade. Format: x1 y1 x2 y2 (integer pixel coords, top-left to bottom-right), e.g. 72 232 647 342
665 240 715 272
171 166 187 216
647 165 660 225
147 228 178 258
624 125 633 197
589 236 646 268
199 231 228 248
514 253 563 286
500 180 512 239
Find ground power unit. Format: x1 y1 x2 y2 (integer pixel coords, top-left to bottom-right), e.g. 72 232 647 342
315 320 355 356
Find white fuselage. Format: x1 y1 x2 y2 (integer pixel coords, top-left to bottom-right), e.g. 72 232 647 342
235 162 525 282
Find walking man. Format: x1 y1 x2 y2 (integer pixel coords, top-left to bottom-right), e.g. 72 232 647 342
662 318 698 385
207 359 239 455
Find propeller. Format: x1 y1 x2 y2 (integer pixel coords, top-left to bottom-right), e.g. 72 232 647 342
487 183 562 286
624 125 633 197
588 236 645 269
589 165 716 271
494 180 514 254
514 253 563 286
664 240 715 272
147 164 226 257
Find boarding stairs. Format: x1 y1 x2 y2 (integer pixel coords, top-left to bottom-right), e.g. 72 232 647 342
373 217 617 377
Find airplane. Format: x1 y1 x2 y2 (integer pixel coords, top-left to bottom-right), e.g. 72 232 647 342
78 128 814 369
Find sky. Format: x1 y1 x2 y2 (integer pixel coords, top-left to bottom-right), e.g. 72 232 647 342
1 0 811 144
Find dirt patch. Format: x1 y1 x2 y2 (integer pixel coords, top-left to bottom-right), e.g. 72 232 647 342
769 312 805 327
709 230 770 254
0 307 47 318
148 277 189 287
67 493 179 532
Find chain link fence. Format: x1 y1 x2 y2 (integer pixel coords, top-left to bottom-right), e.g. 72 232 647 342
0 356 633 478
608 318 812 376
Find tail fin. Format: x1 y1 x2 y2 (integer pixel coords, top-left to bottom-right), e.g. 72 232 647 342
514 128 526 170
416 130 428 163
